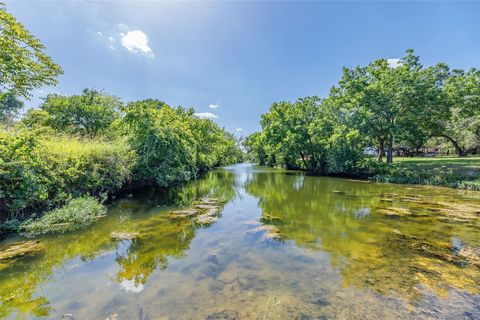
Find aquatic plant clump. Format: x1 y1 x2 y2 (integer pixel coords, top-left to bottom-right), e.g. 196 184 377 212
21 197 106 236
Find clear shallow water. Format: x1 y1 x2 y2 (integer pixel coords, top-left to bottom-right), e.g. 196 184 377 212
1 164 479 319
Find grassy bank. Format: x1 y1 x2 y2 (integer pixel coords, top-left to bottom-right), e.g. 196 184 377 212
373 156 480 190
0 129 132 220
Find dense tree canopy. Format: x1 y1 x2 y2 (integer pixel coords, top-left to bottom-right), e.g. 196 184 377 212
38 89 122 138
246 49 480 172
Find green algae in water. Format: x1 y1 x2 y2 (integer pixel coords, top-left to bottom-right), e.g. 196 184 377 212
1 164 479 319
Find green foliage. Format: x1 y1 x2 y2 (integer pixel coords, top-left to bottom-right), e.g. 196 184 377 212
249 49 480 179
0 218 21 235
0 128 133 218
243 132 267 164
21 196 106 235
124 100 242 187
125 100 197 186
40 89 122 138
0 3 62 99
0 92 23 124
249 97 368 176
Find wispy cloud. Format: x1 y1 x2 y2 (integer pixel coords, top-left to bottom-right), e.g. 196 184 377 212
235 128 243 132
194 112 218 119
387 58 401 69
121 30 153 57
95 30 116 50
208 104 219 109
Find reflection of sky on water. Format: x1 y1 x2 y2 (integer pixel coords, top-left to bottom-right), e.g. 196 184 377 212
120 279 144 293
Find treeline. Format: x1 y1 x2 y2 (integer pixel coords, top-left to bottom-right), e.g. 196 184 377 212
0 90 243 221
244 50 480 173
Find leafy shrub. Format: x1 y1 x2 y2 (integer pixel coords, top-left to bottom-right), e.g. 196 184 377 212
0 218 21 235
21 196 106 235
125 101 197 187
0 128 133 219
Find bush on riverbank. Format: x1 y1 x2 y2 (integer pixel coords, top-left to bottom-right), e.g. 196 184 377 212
0 128 133 220
21 196 106 236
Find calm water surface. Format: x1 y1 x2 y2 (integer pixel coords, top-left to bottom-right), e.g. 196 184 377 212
1 164 480 319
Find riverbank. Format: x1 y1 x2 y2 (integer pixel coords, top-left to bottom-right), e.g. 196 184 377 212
372 156 480 191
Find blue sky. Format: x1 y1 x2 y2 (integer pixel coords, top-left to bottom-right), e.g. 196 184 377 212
6 1 480 136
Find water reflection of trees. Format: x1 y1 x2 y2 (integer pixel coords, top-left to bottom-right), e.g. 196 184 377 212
245 170 480 301
0 169 238 318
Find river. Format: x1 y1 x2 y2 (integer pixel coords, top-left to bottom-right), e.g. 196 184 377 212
1 164 479 319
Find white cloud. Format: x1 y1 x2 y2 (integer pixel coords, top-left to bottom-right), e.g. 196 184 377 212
121 30 154 57
208 104 219 109
387 58 401 69
235 128 243 132
194 112 218 119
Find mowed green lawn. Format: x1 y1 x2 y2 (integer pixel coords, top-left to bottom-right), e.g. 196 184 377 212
394 156 480 177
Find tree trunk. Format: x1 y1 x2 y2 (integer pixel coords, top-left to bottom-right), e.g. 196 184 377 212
386 134 393 164
299 151 308 170
307 137 318 172
440 134 465 156
377 138 385 162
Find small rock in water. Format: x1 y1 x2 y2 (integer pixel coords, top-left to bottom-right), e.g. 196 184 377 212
0 240 45 262
196 215 218 225
195 204 219 210
375 206 412 217
457 247 480 266
245 225 282 241
170 209 199 218
206 310 239 320
199 197 219 204
110 232 139 240
207 253 219 265
60 314 75 319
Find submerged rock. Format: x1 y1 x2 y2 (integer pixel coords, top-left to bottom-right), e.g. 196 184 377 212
110 232 139 240
375 207 413 217
0 240 45 262
199 197 219 205
196 215 218 225
194 204 219 210
458 247 480 267
206 309 239 320
170 209 199 218
390 229 480 268
260 213 283 225
245 224 282 241
170 197 222 224
207 253 219 265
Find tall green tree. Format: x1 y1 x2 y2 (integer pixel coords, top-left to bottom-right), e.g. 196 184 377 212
40 89 122 138
0 3 62 99
330 49 445 163
433 68 480 155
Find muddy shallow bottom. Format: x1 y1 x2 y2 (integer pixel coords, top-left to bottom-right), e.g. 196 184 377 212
1 164 479 319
